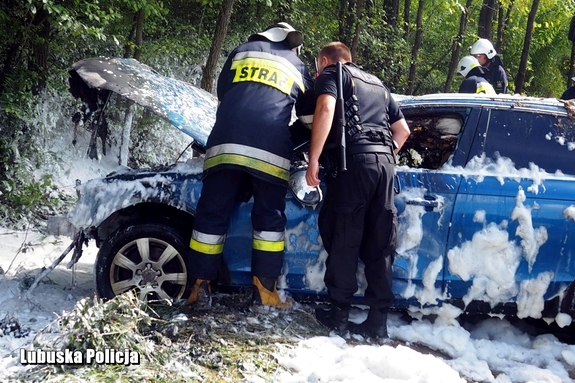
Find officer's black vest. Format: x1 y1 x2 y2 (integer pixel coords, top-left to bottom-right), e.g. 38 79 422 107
340 63 393 148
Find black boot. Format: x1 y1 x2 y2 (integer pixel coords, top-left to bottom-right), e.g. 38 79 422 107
349 308 388 339
315 304 349 335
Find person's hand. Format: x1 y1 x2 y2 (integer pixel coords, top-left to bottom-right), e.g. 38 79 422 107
306 160 321 186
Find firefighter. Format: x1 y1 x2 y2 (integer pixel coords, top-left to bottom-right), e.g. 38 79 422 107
306 42 410 338
469 38 508 94
186 22 315 307
457 56 496 94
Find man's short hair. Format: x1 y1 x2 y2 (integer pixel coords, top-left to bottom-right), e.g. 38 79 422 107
319 42 352 63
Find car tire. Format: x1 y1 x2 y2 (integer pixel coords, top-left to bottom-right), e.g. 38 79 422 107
95 223 191 302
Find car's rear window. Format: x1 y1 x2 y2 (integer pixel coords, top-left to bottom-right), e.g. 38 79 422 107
483 109 575 176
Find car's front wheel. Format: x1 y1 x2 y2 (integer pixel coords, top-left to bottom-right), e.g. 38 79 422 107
95 223 191 302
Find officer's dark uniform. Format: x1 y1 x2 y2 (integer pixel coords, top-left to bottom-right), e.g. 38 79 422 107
188 37 315 283
316 62 402 312
459 66 496 94
484 55 508 94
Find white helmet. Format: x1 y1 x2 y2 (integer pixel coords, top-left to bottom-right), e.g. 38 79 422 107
251 22 304 55
457 56 480 77
469 38 497 59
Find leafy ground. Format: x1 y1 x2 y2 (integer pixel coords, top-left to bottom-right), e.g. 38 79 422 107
6 279 575 383
10 289 327 383
2 231 574 383
9 287 457 383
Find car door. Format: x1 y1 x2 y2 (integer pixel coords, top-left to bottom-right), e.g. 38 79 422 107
393 104 482 308
445 105 575 317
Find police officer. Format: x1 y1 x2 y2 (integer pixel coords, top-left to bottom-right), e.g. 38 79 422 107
187 22 315 307
457 56 496 94
306 42 410 338
469 38 508 94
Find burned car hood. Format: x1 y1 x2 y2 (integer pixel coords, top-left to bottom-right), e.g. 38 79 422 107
70 57 218 147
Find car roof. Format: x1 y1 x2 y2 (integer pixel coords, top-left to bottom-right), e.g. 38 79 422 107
394 93 572 116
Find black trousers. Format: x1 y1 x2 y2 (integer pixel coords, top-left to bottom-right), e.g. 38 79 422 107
189 168 287 280
319 152 397 310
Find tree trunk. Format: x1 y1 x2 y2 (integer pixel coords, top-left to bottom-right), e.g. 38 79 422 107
350 0 365 58
570 16 575 88
514 0 540 94
133 9 144 61
383 0 400 28
29 7 50 95
478 0 496 39
338 0 356 46
119 9 145 166
494 0 514 78
0 44 19 97
123 26 135 58
403 0 411 36
406 0 425 95
444 0 474 93
495 0 504 52
119 104 133 166
569 42 575 89
201 0 235 93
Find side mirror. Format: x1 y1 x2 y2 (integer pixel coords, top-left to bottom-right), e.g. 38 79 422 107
288 169 323 207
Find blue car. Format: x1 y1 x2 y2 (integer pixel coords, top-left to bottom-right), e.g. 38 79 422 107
54 58 575 322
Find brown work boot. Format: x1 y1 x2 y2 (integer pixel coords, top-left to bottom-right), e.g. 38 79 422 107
185 279 211 305
252 276 292 308
315 304 349 335
348 308 388 339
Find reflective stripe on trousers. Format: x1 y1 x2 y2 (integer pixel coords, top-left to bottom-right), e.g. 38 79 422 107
188 168 287 280
253 230 285 252
190 230 226 255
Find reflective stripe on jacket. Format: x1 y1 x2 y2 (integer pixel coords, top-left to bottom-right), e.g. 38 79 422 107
204 39 315 184
459 66 496 95
475 79 496 94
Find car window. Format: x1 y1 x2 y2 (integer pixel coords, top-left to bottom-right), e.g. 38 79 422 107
398 113 465 169
483 109 575 176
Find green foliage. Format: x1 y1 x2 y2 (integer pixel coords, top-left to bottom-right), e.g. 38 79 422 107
356 21 411 93
0 71 40 119
21 293 194 382
1 0 575 228
17 289 327 382
0 87 78 229
58 293 155 356
0 163 68 229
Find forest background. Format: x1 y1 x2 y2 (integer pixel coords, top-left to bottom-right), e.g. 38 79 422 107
1 0 575 227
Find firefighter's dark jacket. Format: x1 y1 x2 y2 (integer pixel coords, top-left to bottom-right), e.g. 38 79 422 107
203 39 315 186
319 62 403 151
561 86 575 100
458 66 496 94
484 55 508 94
